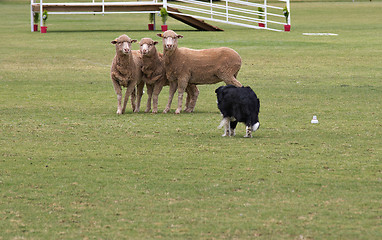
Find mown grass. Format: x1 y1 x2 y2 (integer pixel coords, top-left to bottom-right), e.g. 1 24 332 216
1 1 381 239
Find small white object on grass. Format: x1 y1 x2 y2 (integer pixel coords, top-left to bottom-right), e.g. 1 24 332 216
303 33 338 36
311 115 319 124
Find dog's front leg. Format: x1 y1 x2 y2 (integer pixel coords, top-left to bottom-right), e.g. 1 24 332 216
224 124 231 137
219 117 231 137
223 120 230 137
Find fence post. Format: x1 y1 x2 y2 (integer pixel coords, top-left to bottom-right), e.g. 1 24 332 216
264 0 267 28
153 12 156 30
226 0 228 22
286 0 291 25
30 0 34 32
40 0 43 27
163 0 167 10
210 0 213 19
102 0 105 16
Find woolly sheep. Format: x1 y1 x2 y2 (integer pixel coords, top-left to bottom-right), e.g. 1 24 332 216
139 37 199 113
157 30 242 114
110 34 143 114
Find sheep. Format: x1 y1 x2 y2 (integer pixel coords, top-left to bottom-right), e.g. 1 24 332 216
110 34 143 115
139 37 199 114
157 30 242 114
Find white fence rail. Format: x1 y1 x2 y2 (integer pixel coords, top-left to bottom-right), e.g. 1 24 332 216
31 0 290 32
30 0 161 32
165 0 290 32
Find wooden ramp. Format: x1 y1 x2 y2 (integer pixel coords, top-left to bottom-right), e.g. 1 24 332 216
31 2 223 31
167 7 223 31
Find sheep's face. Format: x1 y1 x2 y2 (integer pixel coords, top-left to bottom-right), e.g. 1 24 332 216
157 30 183 51
111 35 137 55
139 38 158 56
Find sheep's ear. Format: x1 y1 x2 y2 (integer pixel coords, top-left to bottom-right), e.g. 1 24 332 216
153 41 158 45
157 33 163 38
111 40 117 44
177 35 184 39
131 39 137 43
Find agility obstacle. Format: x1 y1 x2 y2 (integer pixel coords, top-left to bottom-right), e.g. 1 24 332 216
30 0 291 32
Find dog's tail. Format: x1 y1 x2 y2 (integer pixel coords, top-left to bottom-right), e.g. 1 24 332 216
252 122 260 132
218 117 229 129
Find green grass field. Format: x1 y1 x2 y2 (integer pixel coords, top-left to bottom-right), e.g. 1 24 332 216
1 0 381 239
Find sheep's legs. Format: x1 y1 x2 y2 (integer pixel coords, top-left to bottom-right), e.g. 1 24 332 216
219 75 242 87
145 84 154 113
130 88 136 112
135 82 144 113
122 88 130 114
175 91 184 114
175 80 189 114
185 89 191 112
184 84 199 113
121 83 136 114
163 81 177 113
190 85 199 112
112 78 124 115
117 94 123 115
152 83 164 114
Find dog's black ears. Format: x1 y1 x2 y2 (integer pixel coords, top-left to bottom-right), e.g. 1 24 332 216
215 86 224 94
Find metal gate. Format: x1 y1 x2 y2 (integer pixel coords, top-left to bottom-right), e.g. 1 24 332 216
164 0 291 32
31 0 291 32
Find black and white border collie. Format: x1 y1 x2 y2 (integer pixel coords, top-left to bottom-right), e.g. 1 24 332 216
215 85 260 138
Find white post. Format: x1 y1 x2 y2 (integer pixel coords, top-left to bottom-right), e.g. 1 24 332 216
40 0 43 27
210 0 213 19
226 0 228 22
153 12 156 30
287 0 291 25
102 0 105 15
30 0 34 32
264 0 267 28
163 0 167 10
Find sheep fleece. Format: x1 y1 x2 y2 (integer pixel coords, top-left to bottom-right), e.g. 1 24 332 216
165 47 242 84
